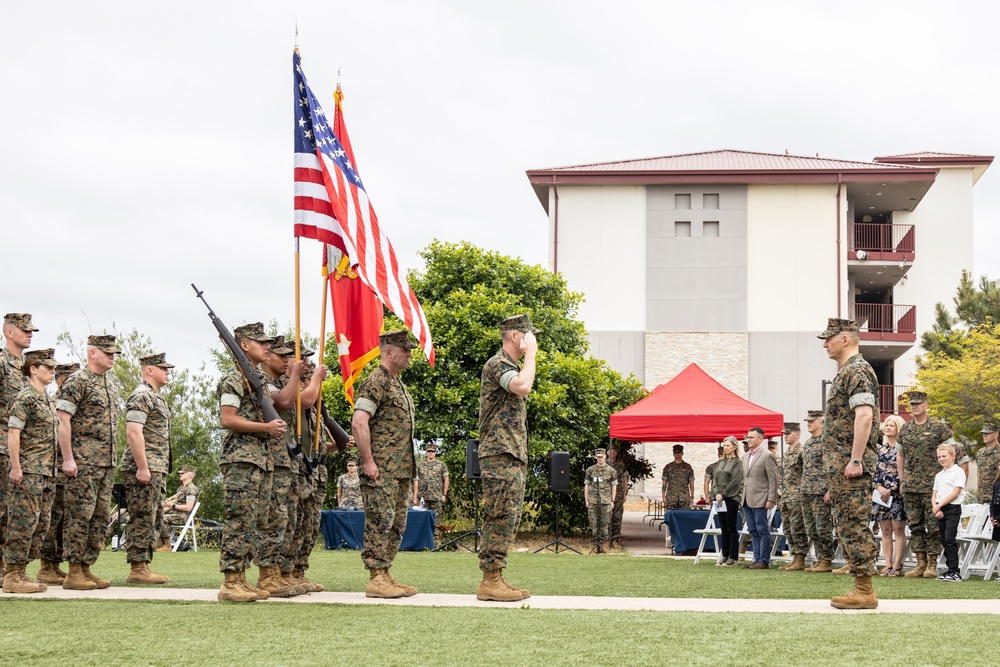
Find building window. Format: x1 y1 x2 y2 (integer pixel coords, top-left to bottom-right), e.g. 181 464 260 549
675 221 691 237
704 221 720 237
675 194 691 210
703 193 720 209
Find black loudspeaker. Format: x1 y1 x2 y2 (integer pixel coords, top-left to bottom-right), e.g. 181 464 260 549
465 439 481 480
548 451 570 492
112 483 127 508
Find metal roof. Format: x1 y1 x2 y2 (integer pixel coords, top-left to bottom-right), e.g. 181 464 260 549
875 151 993 161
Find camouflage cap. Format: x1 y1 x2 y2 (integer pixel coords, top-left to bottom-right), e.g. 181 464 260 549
87 334 119 354
346 458 358 465
3 313 39 332
903 390 927 405
379 329 418 350
594 448 607 457
233 322 275 343
783 421 801 433
425 443 438 453
982 421 998 434
139 352 175 369
300 346 316 358
805 409 825 421
23 348 60 367
499 314 540 333
672 444 684 453
816 317 860 340
269 335 294 356
180 465 196 474
55 362 80 376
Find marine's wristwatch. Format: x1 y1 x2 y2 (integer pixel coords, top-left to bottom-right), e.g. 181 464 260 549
850 458 862 466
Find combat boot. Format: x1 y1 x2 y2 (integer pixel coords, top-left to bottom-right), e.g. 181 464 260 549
3 563 46 594
237 570 270 600
127 562 169 584
499 569 530 599
218 570 257 603
904 553 927 578
831 564 850 575
922 554 940 579
384 569 417 597
62 563 98 590
476 568 523 602
36 560 67 585
830 575 878 609
365 568 406 598
0 561 6 586
782 555 807 571
292 568 324 593
257 566 298 598
276 569 307 596
81 565 111 589
806 559 833 573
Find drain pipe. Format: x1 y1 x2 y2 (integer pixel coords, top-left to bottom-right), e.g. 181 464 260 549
836 173 843 318
552 176 560 274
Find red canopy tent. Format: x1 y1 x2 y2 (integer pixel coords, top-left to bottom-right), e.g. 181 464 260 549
609 363 784 442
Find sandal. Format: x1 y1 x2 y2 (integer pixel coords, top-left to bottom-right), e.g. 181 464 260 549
885 568 900 577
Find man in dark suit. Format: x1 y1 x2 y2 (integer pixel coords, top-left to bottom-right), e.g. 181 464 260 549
741 426 779 569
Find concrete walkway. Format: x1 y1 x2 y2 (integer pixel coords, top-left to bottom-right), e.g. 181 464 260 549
620 509 673 556
14 586 999 614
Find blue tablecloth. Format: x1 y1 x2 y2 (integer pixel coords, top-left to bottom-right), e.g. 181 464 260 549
665 508 782 553
320 509 435 551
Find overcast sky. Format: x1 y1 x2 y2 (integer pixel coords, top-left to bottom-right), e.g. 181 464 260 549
3 1 998 376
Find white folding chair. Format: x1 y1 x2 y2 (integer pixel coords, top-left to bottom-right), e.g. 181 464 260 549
958 504 993 579
171 501 201 553
692 502 721 565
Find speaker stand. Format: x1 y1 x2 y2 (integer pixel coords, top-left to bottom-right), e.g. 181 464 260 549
534 492 580 554
435 479 482 552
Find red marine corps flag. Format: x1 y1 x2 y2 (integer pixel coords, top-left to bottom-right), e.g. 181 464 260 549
292 50 435 368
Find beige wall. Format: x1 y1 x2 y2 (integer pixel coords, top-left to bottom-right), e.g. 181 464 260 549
645 332 748 396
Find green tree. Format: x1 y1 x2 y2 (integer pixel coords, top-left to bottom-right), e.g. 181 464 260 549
330 240 649 533
921 270 1000 357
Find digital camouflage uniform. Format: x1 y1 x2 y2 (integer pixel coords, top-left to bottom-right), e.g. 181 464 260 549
5 382 58 566
610 457 628 544
898 417 950 557
478 348 529 572
40 363 78 566
257 371 294 569
976 444 1000 496
337 471 363 508
800 432 835 560
824 353 880 576
292 405 328 574
57 366 120 566
355 364 415 571
217 366 272 573
584 462 617 544
122 380 171 564
415 457 448 537
0 345 26 553
661 461 694 510
781 442 809 557
159 482 200 544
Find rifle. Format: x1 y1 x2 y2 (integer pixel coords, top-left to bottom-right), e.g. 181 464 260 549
191 284 301 462
301 399 351 473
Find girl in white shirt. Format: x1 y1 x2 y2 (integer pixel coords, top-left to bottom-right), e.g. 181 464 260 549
932 444 966 582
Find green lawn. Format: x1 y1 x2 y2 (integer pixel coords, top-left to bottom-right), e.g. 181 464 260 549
21 545 1000 600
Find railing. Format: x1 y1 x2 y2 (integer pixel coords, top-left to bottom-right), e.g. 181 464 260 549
848 223 915 260
879 385 910 420
851 303 916 342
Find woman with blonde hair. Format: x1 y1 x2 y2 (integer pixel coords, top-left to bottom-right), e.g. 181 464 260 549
873 414 907 576
713 435 744 567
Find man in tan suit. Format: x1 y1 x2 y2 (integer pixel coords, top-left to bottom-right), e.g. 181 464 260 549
741 426 779 569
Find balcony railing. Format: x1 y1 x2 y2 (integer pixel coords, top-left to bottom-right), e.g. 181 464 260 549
848 223 915 261
879 385 911 420
850 303 917 342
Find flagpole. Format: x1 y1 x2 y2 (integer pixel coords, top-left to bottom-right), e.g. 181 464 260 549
314 250 329 455
294 237 303 451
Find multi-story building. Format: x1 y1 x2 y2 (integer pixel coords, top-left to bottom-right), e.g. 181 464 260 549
526 150 992 488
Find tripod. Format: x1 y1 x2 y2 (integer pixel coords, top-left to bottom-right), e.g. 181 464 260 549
534 491 580 554
435 479 482 552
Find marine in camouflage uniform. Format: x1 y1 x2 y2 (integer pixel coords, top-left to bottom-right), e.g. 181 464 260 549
37 362 78 581
476 314 538 602
337 463 364 508
584 449 617 551
897 389 950 577
800 412 835 571
0 313 36 574
353 330 418 598
414 444 448 540
293 399 330 589
976 421 1000 495
778 421 809 570
819 318 879 608
56 334 121 590
3 349 59 593
661 446 695 510
159 471 200 546
121 353 174 584
610 446 629 547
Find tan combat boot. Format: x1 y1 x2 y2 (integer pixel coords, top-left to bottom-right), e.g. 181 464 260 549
36 560 67 585
62 563 98 591
81 565 111 589
830 575 878 609
277 569 307 596
2 563 46 594
922 554 939 579
831 564 850 575
365 568 406 598
499 569 530 599
292 568 324 593
806 559 833 573
476 568 523 602
257 565 297 598
127 562 169 584
385 569 417 597
782 555 807 571
904 553 927 578
218 570 257 603
237 570 270 600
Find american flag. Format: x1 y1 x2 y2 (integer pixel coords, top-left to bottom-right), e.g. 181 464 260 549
292 51 434 365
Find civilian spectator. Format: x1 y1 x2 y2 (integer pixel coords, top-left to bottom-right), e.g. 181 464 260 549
873 415 906 576
712 436 744 566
